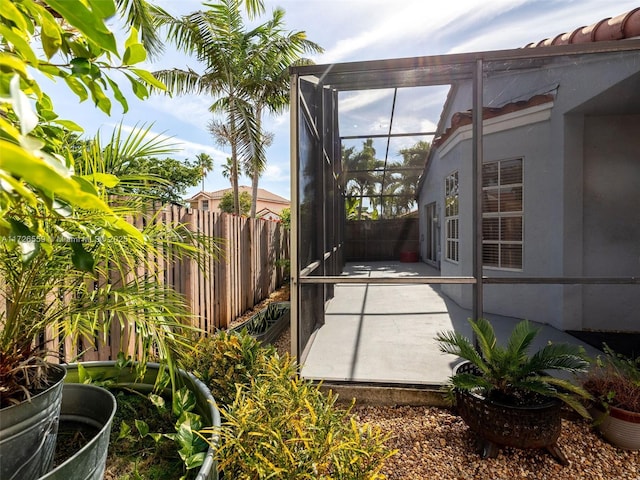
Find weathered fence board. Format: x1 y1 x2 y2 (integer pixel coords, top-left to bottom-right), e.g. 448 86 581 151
1 206 289 363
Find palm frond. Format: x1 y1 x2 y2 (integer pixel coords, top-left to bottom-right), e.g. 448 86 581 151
116 0 167 58
450 372 494 393
505 320 539 365
436 330 489 375
469 318 498 365
526 343 590 375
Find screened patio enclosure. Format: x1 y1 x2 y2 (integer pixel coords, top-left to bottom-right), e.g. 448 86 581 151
289 40 640 382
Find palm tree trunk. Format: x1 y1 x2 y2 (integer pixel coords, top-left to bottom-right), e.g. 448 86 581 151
229 103 240 215
250 107 263 218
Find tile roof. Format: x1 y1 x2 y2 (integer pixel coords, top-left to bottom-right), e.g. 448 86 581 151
187 186 289 204
433 8 640 148
525 7 640 48
433 93 554 147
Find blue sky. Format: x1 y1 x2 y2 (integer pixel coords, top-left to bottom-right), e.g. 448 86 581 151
43 0 640 201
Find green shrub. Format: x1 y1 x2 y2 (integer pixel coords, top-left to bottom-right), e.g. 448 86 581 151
191 330 395 479
184 330 276 406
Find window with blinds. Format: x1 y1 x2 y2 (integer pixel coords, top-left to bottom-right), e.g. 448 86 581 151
482 158 523 269
445 171 459 262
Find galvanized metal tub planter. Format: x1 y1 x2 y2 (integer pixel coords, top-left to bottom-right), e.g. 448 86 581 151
591 405 640 450
42 383 116 480
454 361 568 465
0 364 66 480
64 361 221 480
231 301 290 345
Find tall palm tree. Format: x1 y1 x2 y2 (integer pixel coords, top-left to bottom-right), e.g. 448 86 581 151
243 10 323 217
154 0 269 215
195 153 214 191
342 139 384 220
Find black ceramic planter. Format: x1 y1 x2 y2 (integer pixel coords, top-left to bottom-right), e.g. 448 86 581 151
453 361 568 465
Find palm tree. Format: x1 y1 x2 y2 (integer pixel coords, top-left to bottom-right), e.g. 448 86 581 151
342 139 384 220
243 10 323 217
196 153 214 191
154 0 269 215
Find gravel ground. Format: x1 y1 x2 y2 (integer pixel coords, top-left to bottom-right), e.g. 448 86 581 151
242 288 640 479
350 404 639 480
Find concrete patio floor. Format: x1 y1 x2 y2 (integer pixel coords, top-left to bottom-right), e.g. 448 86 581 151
299 261 602 387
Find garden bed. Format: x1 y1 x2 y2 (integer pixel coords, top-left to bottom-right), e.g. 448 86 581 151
270 321 640 479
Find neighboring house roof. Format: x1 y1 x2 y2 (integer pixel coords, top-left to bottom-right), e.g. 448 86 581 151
525 7 640 48
186 186 289 205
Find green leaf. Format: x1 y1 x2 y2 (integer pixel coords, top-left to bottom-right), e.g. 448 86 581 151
131 69 167 91
106 75 128 113
39 14 62 59
87 0 116 19
135 419 150 437
70 58 92 76
0 24 37 65
0 0 29 32
53 119 84 132
70 241 94 272
125 73 149 100
0 52 29 79
173 387 197 414
63 76 89 102
8 218 40 263
42 0 118 55
118 421 132 440
149 393 166 410
184 452 206 470
123 43 147 65
85 79 112 114
81 172 120 188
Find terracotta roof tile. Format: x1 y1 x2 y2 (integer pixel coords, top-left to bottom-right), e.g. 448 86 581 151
433 94 554 147
526 8 640 48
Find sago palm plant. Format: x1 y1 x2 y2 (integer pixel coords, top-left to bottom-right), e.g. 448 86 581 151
436 318 592 417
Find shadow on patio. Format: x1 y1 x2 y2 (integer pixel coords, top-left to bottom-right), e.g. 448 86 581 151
299 261 603 387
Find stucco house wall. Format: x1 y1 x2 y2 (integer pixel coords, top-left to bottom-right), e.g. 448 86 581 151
418 50 640 332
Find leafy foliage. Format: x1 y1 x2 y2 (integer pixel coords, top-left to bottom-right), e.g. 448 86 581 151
0 125 219 407
0 0 168 247
194 330 396 479
219 190 251 215
183 330 276 406
436 318 593 417
582 344 640 413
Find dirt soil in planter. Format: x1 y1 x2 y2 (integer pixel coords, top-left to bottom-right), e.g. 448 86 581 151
104 389 192 480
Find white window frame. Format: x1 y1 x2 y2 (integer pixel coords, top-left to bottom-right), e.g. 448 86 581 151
444 171 459 263
482 158 523 271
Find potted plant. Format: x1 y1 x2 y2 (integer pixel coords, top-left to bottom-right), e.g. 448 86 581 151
64 360 221 479
231 301 290 344
0 123 215 479
0 2 188 478
582 344 640 450
436 318 592 465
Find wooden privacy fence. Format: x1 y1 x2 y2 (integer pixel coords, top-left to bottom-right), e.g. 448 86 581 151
3 206 289 363
182 207 290 332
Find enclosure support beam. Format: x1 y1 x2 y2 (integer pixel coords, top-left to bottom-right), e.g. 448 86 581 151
472 59 484 324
